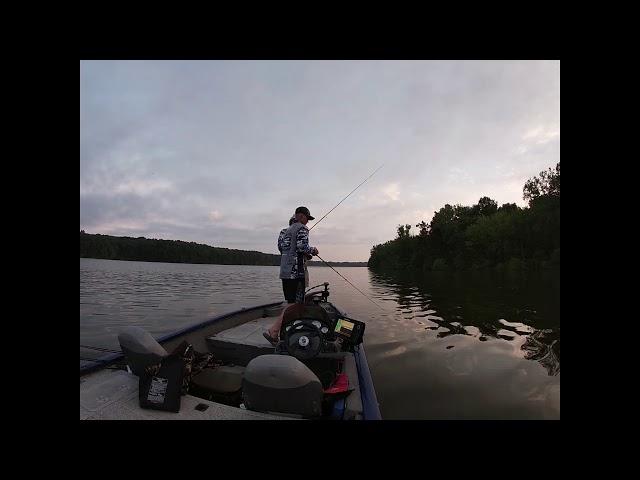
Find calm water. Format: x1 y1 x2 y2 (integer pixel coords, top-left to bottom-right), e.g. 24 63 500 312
80 258 560 419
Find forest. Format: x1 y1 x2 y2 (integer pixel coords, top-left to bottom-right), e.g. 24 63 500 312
368 163 560 272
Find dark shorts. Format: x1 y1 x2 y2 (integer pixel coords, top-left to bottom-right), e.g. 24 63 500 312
282 279 305 303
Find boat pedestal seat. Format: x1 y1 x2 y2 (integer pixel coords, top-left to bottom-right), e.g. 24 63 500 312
242 354 323 418
118 326 168 376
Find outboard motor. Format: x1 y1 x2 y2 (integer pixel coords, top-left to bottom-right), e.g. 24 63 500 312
118 326 168 376
242 354 323 417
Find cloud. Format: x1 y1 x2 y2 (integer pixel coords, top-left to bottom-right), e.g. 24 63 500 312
80 60 560 261
522 125 560 144
382 183 401 202
114 178 174 196
446 167 474 185
208 210 223 222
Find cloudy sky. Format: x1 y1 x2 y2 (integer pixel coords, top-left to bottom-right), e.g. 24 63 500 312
80 60 559 261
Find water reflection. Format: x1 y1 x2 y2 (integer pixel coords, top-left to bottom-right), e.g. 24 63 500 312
81 259 560 418
369 269 560 376
522 329 560 376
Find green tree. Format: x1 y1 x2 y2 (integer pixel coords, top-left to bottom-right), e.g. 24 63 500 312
523 162 560 204
367 162 560 272
416 221 429 236
472 196 498 217
79 232 283 266
396 224 412 238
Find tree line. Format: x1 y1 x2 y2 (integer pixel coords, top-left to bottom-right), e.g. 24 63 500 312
80 233 282 266
368 162 560 272
80 232 367 267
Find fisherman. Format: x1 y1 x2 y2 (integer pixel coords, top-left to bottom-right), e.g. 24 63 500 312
264 206 319 345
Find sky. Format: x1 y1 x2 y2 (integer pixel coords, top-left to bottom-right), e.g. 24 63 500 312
80 60 560 262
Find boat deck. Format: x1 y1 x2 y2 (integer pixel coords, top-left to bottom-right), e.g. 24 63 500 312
80 369 296 420
80 314 300 420
79 303 373 420
210 316 275 347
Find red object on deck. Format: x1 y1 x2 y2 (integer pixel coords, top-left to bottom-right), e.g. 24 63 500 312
324 373 349 394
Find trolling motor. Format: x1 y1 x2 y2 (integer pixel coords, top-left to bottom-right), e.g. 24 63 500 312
305 282 330 303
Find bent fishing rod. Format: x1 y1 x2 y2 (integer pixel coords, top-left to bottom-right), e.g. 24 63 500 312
314 254 384 311
303 164 385 310
309 164 384 231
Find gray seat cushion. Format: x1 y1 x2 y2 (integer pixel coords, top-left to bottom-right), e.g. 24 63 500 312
242 355 323 417
118 326 168 376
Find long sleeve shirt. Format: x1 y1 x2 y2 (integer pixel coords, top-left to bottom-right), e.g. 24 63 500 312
279 223 315 281
277 228 287 253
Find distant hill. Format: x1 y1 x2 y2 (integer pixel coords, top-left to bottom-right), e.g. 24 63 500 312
80 232 366 267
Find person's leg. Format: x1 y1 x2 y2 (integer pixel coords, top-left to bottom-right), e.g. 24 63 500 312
294 277 305 304
267 302 303 339
265 280 295 341
281 279 291 302
266 279 304 340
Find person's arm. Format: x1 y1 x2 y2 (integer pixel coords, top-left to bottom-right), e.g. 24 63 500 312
296 226 317 255
277 229 286 253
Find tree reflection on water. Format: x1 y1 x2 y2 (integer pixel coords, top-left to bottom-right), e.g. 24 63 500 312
369 268 560 376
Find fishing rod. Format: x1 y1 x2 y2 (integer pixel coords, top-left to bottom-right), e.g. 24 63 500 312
315 254 384 310
309 164 384 231
304 165 385 309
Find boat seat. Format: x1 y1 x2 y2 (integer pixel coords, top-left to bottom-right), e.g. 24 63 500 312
118 326 168 376
242 354 323 417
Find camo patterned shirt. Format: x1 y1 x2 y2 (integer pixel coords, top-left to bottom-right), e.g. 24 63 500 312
279 223 315 280
277 228 288 253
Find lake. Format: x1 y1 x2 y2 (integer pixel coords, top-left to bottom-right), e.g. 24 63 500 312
80 258 560 419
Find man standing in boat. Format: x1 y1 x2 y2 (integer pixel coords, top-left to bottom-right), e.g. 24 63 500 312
264 206 319 345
